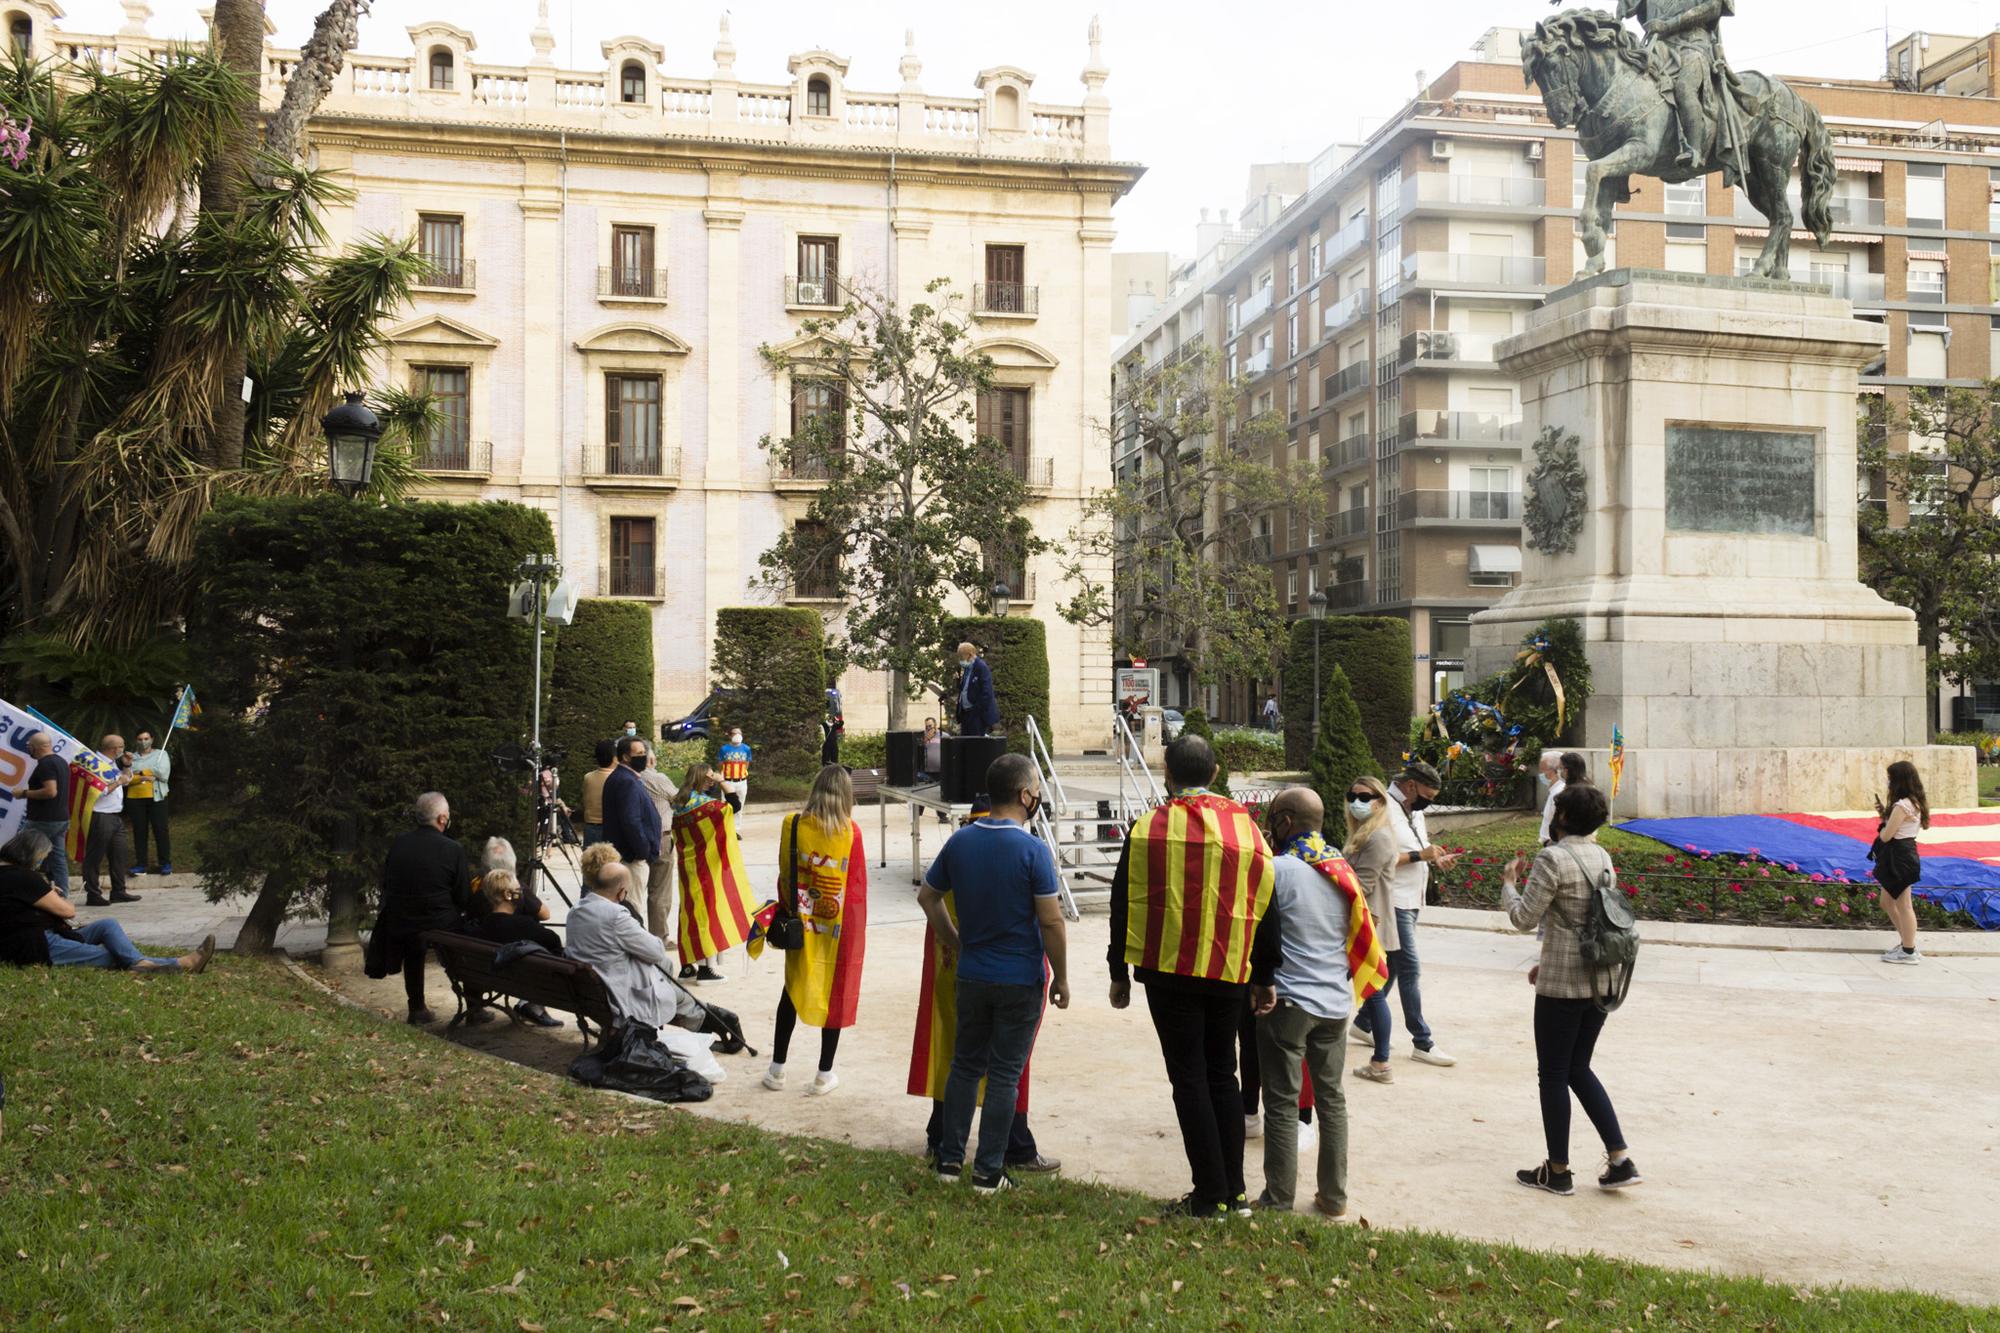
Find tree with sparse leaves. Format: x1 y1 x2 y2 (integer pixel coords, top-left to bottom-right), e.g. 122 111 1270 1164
1057 347 1319 688
756 279 1045 731
1858 382 2000 733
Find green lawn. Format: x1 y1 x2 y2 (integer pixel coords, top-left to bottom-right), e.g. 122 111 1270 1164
1 962 1989 1328
1980 765 2000 807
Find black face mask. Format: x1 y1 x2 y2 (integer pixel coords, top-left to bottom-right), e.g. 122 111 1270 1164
1022 792 1041 821
629 754 649 772
1407 796 1433 812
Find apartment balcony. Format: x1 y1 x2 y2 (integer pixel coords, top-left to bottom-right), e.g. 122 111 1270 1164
1322 213 1369 267
1324 579 1371 609
597 266 669 302
413 256 475 292
1321 432 1370 477
582 442 681 489
1004 454 1056 488
1246 533 1274 562
600 560 665 600
1242 346 1274 379
1322 288 1370 337
772 453 841 492
1402 173 1546 215
986 570 1037 603
784 275 845 308
1398 410 1524 448
1394 489 1520 526
1733 189 1886 229
1322 360 1369 403
974 282 1039 317
1397 329 1504 370
416 438 492 478
1329 507 1370 540
1906 277 1945 305
1400 251 1546 293
1237 284 1275 328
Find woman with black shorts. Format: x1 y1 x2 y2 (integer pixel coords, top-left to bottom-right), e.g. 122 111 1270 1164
1871 760 1928 965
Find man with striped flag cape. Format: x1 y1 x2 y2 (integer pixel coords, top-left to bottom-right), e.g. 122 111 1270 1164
1108 734 1275 1220
672 767 756 983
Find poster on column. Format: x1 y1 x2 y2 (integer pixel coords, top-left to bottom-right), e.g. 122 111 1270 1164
0 699 112 846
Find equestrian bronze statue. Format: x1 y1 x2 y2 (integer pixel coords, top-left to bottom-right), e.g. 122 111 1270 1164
1523 2 1836 280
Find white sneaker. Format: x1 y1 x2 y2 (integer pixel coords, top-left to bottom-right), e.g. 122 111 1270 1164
1297 1119 1318 1152
809 1070 840 1096
1349 1024 1374 1047
1244 1112 1263 1139
761 1064 786 1091
1880 947 1921 965
1411 1046 1457 1067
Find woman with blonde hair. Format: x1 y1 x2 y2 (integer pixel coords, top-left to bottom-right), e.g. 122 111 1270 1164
762 764 869 1096
1341 774 1403 1085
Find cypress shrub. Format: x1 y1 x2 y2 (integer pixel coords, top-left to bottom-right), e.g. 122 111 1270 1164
186 495 553 922
1179 707 1230 796
547 599 655 804
1309 665 1381 829
712 608 827 780
940 616 1050 755
1283 616 1413 771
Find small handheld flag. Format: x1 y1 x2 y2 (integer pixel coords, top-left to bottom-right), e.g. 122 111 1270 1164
1609 724 1625 800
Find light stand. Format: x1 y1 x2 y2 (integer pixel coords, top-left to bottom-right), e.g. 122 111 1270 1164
1309 589 1329 735
515 552 577 912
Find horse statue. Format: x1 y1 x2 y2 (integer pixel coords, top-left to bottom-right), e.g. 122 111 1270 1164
1522 8 1836 280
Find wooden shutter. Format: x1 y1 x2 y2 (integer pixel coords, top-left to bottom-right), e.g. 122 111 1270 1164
986 245 1023 285
976 389 994 446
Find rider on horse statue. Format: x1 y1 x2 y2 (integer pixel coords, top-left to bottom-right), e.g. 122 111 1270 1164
1618 0 1746 184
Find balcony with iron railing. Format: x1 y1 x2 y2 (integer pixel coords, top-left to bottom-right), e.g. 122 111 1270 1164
582 442 682 487
1322 360 1369 403
1402 173 1546 212
974 282 1039 316
600 560 665 599
1321 432 1370 477
1398 410 1525 447
985 570 1037 603
414 255 475 291
1322 212 1369 267
597 266 668 301
1401 251 1546 290
1004 454 1056 488
416 438 493 477
1397 329 1505 368
784 274 845 307
1322 288 1369 336
772 452 842 490
1394 489 1520 525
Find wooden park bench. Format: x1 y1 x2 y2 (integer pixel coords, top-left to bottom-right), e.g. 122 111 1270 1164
423 930 620 1049
848 767 885 805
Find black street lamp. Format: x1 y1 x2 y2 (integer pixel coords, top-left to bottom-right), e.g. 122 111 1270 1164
990 580 1012 619
1308 589 1330 734
322 391 382 498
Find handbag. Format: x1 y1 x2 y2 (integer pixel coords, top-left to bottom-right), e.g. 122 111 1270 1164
766 815 807 952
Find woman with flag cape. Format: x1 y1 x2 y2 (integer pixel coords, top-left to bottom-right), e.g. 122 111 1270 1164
758 765 867 1096
671 764 758 983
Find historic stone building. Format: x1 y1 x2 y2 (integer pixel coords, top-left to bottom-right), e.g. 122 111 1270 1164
12 2 1140 746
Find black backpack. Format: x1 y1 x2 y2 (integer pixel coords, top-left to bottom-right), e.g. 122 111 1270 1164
1558 846 1639 1013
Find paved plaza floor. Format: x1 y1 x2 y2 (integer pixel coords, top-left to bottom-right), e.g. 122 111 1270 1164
91 805 2000 1306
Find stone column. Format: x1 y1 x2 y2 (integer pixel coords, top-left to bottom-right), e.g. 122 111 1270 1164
702 184 746 698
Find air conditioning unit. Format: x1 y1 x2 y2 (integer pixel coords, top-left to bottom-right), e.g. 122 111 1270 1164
797 280 827 304
1525 141 1544 161
1430 139 1454 160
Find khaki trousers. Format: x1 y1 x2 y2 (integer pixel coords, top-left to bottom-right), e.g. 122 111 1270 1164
1256 999 1350 1211
643 855 676 942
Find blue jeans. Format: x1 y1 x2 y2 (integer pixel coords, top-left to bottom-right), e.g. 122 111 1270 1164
939 976 1041 1178
23 819 69 895
1356 989 1393 1063
45 919 178 970
1356 909 1435 1051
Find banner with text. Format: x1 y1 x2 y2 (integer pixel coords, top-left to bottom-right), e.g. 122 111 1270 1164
0 700 105 847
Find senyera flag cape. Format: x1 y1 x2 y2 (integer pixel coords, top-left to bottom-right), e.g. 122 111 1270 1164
1124 790 1275 984
673 795 757 965
907 892 1042 1109
1286 831 1389 1004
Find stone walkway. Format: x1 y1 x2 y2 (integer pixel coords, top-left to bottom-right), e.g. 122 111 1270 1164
83 808 2000 1307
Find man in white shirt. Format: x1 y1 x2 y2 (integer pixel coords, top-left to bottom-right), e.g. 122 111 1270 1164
1352 760 1457 1067
1537 752 1566 846
80 734 140 907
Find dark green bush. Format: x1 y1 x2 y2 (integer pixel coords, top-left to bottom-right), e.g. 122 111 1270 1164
186 495 553 922
1213 725 1285 778
1283 617 1413 771
940 617 1050 755
1309 666 1380 831
712 608 827 780
1179 708 1230 796
547 599 654 804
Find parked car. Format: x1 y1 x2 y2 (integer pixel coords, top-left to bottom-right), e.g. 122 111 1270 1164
1160 708 1185 741
660 688 744 743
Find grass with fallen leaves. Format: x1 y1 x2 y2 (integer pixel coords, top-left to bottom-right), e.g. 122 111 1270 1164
0 960 1986 1329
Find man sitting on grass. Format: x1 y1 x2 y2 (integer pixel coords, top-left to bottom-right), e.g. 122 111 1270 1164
0 830 213 973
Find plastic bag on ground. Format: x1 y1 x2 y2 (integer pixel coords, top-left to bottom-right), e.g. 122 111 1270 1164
568 1024 713 1103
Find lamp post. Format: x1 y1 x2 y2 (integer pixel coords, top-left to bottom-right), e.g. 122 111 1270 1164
990 580 1012 619
318 391 382 961
1308 589 1329 735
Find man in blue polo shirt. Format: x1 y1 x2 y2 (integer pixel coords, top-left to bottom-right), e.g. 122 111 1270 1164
917 751 1069 1195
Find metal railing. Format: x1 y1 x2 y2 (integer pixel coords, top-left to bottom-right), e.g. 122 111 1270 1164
1322 433 1370 476
600 560 664 598
417 438 492 474
414 256 475 289
1394 489 1519 523
1403 173 1546 210
597 266 668 298
1024 715 1082 922
1325 578 1371 609
1111 707 1164 823
974 282 1039 314
784 275 844 306
1005 454 1056 487
1399 410 1524 445
582 442 682 479
1401 251 1546 288
1322 361 1369 402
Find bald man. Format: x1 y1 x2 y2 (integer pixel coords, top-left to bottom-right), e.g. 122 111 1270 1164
953 643 998 737
1247 786 1359 1218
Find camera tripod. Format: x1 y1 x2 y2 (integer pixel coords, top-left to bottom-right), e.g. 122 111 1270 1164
523 757 580 914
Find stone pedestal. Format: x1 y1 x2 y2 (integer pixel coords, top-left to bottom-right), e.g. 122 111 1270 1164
1470 270 1974 816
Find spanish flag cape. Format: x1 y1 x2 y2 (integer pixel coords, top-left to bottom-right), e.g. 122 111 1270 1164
906 893 1041 1108
1123 789 1275 984
673 794 757 965
777 812 868 1029
1282 829 1390 1004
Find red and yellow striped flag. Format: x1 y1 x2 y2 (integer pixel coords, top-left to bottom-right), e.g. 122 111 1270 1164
1124 792 1275 984
1288 833 1390 1004
907 893 1039 1107
64 761 106 864
673 797 756 965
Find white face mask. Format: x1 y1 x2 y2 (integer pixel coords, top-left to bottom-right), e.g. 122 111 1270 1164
1347 799 1375 821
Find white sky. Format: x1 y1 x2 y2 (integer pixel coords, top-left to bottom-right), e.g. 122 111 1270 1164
60 0 2000 255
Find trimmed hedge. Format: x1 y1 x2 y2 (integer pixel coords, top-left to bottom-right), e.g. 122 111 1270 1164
941 616 1051 755
1180 708 1230 795
1213 725 1285 777
548 599 655 805
1283 617 1413 772
712 608 827 780
1309 665 1380 831
186 495 553 922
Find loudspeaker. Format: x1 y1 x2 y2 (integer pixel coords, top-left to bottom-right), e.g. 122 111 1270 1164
941 734 1009 804
885 730 923 787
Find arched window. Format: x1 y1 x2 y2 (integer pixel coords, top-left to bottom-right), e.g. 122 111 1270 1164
620 61 646 104
8 14 31 55
806 75 831 117
994 85 1021 131
428 47 454 90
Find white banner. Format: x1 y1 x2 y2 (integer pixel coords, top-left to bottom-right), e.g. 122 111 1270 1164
0 701 105 846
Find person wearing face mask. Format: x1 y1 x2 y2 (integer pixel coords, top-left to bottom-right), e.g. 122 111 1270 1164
603 736 663 935
1537 752 1588 847
1340 775 1403 1084
1352 761 1458 1068
718 728 753 815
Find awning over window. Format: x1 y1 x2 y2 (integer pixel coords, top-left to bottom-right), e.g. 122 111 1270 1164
1833 157 1884 173
1469 544 1522 574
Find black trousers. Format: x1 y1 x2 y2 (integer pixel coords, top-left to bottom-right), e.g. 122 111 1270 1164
771 990 841 1071
126 796 171 869
1144 979 1248 1207
393 931 432 1010
1533 995 1625 1166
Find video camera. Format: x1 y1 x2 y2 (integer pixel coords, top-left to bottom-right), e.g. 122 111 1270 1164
491 741 567 773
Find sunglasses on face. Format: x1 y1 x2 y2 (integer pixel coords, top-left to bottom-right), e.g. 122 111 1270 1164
1346 790 1383 803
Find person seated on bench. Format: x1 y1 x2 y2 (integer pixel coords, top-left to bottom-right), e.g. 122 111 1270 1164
468 837 550 924
0 830 213 973
464 868 565 1029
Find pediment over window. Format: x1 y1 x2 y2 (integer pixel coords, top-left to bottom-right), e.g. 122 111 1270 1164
387 314 500 349
573 322 692 356
973 336 1059 370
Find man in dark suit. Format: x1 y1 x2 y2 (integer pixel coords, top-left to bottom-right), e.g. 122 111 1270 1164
954 642 1000 736
373 791 471 1025
603 736 664 936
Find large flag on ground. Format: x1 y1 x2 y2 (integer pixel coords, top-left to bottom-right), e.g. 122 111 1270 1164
673 795 757 964
1285 831 1389 1004
1124 791 1275 983
780 812 868 1029
907 892 1041 1108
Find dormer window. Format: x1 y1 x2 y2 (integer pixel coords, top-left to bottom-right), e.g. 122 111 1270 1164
8 15 30 55
620 61 646 104
428 48 454 90
806 75 831 117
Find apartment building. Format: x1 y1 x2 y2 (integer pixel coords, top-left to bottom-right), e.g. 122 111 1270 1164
1186 26 2000 724
10 3 1144 745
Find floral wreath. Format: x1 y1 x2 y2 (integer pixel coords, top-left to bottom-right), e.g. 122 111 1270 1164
1523 425 1587 556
